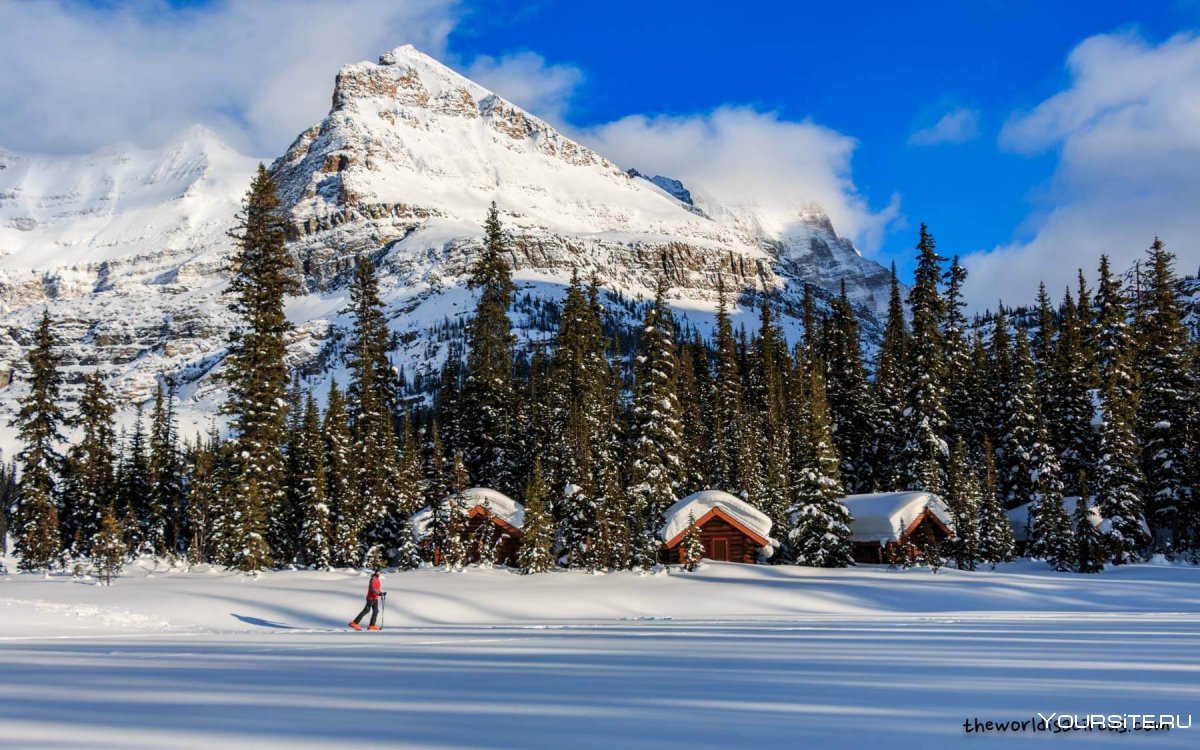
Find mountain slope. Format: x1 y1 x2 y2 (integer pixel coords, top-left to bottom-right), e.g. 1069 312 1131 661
0 45 895 451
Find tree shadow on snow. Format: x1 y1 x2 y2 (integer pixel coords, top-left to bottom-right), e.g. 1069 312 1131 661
232 614 296 629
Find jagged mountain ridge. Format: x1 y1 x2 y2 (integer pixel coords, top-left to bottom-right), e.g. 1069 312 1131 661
0 44 895 452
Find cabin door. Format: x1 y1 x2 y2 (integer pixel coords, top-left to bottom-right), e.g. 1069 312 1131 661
707 538 729 561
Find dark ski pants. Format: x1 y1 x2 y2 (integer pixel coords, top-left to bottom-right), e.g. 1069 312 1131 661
354 599 379 626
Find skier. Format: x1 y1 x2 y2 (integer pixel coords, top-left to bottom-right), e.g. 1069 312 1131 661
348 570 386 631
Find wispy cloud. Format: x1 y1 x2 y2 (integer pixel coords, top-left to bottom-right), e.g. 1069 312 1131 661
0 0 461 155
909 108 980 146
963 31 1200 309
584 108 901 254
466 51 582 125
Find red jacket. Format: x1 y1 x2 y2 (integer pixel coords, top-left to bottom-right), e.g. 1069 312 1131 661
366 575 382 601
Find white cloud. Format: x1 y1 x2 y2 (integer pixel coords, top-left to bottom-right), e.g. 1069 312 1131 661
909 108 980 146
466 52 582 124
583 107 900 254
0 2 896 258
0 0 460 155
963 31 1200 310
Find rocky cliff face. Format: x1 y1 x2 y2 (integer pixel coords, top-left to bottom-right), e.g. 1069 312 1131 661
0 45 896 451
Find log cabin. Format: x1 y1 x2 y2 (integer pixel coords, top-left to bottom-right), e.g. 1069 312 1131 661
659 490 778 564
841 492 955 564
412 487 525 567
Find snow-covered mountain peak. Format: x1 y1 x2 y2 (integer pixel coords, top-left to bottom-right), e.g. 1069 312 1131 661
0 44 898 455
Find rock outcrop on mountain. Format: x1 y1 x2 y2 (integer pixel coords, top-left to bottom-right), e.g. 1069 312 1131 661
0 44 896 449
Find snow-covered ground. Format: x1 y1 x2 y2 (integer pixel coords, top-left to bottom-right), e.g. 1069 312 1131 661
2 561 1198 748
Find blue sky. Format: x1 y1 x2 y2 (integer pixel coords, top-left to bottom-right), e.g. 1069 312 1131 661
6 0 1200 305
447 0 1195 284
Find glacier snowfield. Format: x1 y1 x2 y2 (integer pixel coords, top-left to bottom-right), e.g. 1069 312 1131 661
1 561 1198 749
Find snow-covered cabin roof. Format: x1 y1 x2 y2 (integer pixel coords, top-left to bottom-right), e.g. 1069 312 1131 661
1005 497 1150 542
412 487 524 539
841 492 954 543
660 490 776 550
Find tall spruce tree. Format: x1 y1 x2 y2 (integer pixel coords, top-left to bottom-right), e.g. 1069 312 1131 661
898 224 949 491
9 309 66 570
945 440 981 570
748 295 791 529
461 204 518 491
61 374 117 557
872 266 909 490
824 282 874 493
518 459 555 573
1027 424 1076 571
297 391 332 568
147 379 183 556
1048 291 1096 493
976 438 1015 566
627 280 683 567
221 165 298 571
1074 472 1107 573
711 281 744 492
1000 327 1040 507
345 255 402 567
1135 238 1195 550
1093 256 1149 562
323 381 360 567
942 257 974 445
787 364 854 567
547 273 610 566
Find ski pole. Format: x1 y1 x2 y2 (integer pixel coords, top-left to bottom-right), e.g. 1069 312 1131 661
381 592 387 630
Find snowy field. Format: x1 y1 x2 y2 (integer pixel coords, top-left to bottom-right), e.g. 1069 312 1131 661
2 561 1198 749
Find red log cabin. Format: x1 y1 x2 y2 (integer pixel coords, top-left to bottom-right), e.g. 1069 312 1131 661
412 488 525 567
659 490 777 564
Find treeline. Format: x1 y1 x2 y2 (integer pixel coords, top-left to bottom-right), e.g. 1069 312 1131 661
5 169 1198 575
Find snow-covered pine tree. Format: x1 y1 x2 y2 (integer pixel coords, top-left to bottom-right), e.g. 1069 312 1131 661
1027 424 1076 571
1000 326 1040 507
185 429 221 565
675 335 710 493
119 407 152 555
547 272 607 567
324 381 360 567
988 306 1014 455
8 309 66 571
1093 256 1150 563
518 459 555 574
738 296 786 526
346 255 402 568
61 374 117 558
221 165 298 571
391 415 424 570
1134 238 1196 551
709 280 746 495
1074 472 1107 574
823 281 875 494
596 455 632 571
871 266 909 490
976 437 1015 567
1048 290 1096 494
148 379 184 557
945 440 980 570
681 511 704 571
787 364 854 567
436 343 465 458
627 279 682 568
461 204 518 492
298 391 332 569
898 224 950 492
91 504 127 585
442 453 471 569
942 257 975 446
